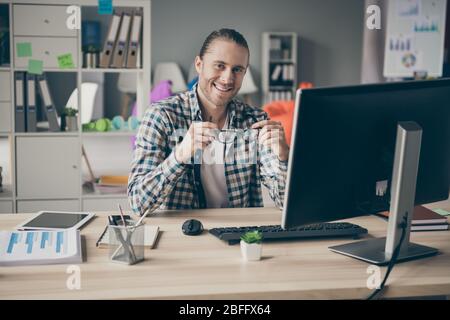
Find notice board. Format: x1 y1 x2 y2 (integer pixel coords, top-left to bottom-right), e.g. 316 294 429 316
384 0 447 78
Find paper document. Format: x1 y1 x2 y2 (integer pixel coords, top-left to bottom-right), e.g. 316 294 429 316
0 229 81 266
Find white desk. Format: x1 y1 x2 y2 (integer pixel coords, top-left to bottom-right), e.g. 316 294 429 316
0 207 449 299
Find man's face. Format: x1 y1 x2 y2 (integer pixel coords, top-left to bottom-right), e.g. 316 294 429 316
195 39 249 109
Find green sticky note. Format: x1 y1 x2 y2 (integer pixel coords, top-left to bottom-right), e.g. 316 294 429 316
57 53 75 69
27 59 43 75
16 42 32 57
434 209 450 216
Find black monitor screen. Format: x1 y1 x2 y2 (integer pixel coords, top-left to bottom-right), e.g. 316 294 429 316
282 79 450 228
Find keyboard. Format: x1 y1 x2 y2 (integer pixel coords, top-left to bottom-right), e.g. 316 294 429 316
209 222 368 245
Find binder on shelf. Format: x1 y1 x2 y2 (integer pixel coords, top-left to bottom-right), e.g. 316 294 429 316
282 65 289 81
36 74 59 132
25 73 37 132
289 64 295 81
14 72 26 132
111 12 131 68
99 12 122 68
271 64 282 81
126 10 142 68
136 41 142 68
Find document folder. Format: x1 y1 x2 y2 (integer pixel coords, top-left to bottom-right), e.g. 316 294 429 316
14 72 26 132
111 12 131 68
26 73 37 132
100 12 122 68
126 10 142 68
36 74 59 132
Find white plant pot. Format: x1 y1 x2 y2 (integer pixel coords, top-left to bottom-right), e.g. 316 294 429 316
240 241 262 261
66 116 78 132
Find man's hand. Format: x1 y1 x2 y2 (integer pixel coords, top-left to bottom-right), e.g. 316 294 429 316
175 121 218 164
251 120 290 161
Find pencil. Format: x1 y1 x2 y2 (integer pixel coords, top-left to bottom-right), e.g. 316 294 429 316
118 204 126 226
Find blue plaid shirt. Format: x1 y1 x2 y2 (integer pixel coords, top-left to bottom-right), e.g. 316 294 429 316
128 85 288 216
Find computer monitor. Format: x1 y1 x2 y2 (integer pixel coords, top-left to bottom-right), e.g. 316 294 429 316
282 79 450 265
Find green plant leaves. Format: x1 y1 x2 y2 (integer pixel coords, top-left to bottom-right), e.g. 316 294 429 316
240 230 263 244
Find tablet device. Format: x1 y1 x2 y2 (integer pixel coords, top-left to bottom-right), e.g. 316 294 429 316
16 211 96 230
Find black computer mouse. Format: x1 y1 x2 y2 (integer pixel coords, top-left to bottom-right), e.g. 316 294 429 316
182 219 204 236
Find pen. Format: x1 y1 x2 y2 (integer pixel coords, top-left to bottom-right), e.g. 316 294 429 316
108 215 116 225
118 204 126 226
96 225 108 247
135 210 149 227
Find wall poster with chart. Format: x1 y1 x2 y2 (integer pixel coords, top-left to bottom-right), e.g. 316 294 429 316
383 0 447 78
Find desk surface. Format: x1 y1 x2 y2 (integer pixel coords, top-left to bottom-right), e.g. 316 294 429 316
0 207 449 300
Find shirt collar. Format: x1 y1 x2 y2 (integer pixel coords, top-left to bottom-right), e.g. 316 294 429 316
188 83 242 128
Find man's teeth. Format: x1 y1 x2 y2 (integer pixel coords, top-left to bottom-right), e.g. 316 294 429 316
214 83 232 92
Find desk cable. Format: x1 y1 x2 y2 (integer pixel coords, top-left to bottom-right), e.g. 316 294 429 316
366 213 408 300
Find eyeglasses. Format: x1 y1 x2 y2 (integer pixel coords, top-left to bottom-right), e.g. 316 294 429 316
209 114 261 144
215 128 260 144
217 129 236 144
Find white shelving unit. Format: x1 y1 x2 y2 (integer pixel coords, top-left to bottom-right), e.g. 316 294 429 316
0 0 151 213
261 32 297 105
81 68 144 73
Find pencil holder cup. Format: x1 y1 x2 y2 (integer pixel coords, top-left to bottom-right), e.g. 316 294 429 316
109 222 145 265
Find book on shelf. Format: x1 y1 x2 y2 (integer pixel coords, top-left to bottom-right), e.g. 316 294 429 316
375 205 449 231
0 229 82 266
271 65 282 81
270 63 295 82
268 90 292 102
411 224 449 231
270 38 281 51
92 175 128 194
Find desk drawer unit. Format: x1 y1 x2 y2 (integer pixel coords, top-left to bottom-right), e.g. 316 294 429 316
82 198 131 211
0 201 13 214
13 4 77 37
16 137 80 198
14 37 78 69
17 199 80 213
0 71 11 101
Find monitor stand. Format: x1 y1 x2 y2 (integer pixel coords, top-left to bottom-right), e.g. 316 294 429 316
329 122 438 266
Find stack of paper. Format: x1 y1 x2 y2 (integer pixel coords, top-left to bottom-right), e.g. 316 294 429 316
0 229 81 266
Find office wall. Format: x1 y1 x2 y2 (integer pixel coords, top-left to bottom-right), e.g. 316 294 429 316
152 0 365 105
53 0 365 115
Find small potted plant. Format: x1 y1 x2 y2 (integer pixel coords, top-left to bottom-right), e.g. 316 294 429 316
63 107 78 132
240 230 263 261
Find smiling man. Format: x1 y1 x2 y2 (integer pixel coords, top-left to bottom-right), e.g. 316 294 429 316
128 29 289 216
